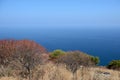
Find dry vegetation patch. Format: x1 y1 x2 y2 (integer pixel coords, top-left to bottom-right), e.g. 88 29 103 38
0 62 119 80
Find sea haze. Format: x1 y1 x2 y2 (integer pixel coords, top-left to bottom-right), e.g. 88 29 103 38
0 27 120 65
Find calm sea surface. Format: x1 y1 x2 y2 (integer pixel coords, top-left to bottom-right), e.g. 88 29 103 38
0 27 120 65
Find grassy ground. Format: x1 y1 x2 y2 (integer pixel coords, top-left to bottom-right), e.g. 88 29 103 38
0 63 119 80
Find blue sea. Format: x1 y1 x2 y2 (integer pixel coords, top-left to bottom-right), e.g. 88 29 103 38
0 27 120 65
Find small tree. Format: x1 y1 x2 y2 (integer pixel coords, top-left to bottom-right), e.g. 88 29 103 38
49 49 65 60
0 39 47 79
90 56 100 65
107 60 120 70
11 40 47 80
57 51 93 80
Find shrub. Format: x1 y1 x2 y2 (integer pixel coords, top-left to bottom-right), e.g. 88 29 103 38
90 56 100 65
56 51 96 80
49 49 65 59
57 51 93 73
0 39 47 80
12 40 47 80
107 60 120 70
0 39 46 66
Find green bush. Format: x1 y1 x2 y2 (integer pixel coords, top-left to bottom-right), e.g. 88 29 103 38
90 56 100 65
49 49 65 59
107 60 120 70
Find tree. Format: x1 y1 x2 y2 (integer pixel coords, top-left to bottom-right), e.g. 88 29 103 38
107 60 120 70
49 49 65 60
56 51 93 80
90 56 100 65
12 40 47 80
0 39 47 80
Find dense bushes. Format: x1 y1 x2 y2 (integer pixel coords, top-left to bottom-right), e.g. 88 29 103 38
49 50 100 66
0 39 102 80
107 60 120 70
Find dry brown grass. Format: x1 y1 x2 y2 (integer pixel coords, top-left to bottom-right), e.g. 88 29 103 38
0 63 120 80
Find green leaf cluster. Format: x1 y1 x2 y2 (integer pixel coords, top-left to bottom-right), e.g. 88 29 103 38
107 60 120 70
50 49 65 59
90 56 100 65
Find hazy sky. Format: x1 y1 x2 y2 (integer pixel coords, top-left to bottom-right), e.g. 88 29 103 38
0 0 120 28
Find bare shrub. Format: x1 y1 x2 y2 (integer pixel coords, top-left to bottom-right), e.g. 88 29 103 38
0 39 47 80
56 51 94 80
57 51 93 73
11 40 47 80
0 39 46 65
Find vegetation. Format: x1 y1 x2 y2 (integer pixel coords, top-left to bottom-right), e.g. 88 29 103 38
0 39 47 80
0 63 119 80
49 49 65 59
107 60 120 70
90 56 100 65
55 51 93 80
55 51 101 80
57 51 92 71
0 39 119 80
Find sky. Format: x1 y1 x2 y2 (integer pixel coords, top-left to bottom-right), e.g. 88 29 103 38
0 0 120 28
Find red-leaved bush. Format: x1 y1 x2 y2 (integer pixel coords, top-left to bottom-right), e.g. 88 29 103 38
0 39 47 65
0 39 47 79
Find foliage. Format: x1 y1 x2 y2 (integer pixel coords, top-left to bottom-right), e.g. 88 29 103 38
0 40 17 65
90 56 100 65
49 49 65 59
57 51 93 73
0 39 120 80
0 39 46 65
0 39 47 80
107 60 120 70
